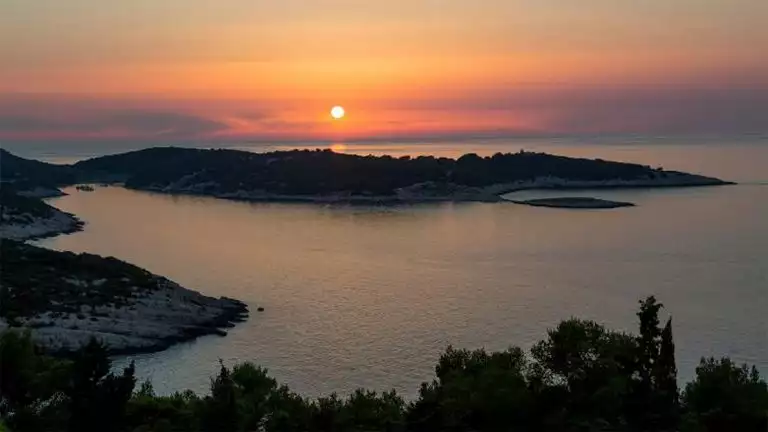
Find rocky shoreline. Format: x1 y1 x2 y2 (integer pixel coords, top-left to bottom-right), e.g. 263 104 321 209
0 208 84 241
36 287 250 357
0 188 84 241
1 237 249 356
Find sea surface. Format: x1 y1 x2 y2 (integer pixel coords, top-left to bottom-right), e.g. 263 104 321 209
32 136 768 398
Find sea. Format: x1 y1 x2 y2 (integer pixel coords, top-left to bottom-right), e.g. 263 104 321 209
18 135 767 398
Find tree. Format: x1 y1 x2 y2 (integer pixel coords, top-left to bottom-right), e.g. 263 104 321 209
628 296 679 431
263 385 312 432
66 338 136 432
637 297 664 387
0 331 69 432
531 319 636 430
231 362 277 431
201 362 240 432
408 346 532 431
337 389 404 431
3 297 767 432
681 358 768 432
654 318 679 428
126 388 202 432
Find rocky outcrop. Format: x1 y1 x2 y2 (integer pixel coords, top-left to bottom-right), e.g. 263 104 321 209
0 208 83 240
508 197 635 209
5 283 248 356
0 241 248 355
0 189 83 240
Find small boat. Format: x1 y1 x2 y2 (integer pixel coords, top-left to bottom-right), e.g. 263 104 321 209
75 185 95 192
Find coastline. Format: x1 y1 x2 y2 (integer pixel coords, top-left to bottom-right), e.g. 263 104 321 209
0 209 84 241
0 193 251 356
0 241 250 357
128 171 733 205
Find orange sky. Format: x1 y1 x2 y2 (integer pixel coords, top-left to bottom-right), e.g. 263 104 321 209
1 0 766 142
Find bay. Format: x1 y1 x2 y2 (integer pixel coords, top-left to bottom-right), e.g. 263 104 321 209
35 137 768 398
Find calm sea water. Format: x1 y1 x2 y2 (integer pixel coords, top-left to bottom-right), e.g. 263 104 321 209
33 137 768 398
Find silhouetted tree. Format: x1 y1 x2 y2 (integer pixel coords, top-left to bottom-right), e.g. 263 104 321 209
231 362 277 431
66 338 136 432
2 297 766 432
531 319 636 430
201 362 240 432
407 346 532 431
0 331 69 432
654 318 680 428
682 358 768 432
629 296 679 431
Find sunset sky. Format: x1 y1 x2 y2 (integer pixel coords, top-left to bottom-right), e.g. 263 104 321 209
1 0 766 143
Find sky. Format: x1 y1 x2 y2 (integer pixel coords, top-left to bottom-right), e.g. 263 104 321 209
1 0 767 144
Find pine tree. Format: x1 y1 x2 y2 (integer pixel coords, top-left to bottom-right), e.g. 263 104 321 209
66 338 136 432
637 296 663 386
202 362 240 432
654 318 679 429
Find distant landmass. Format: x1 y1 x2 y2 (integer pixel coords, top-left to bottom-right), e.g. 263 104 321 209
3 147 729 204
0 148 76 195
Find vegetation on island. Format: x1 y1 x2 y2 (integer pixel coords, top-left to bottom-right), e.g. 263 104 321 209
0 188 83 240
1 147 727 201
0 241 159 323
1 241 249 356
0 149 75 189
0 189 58 222
72 147 673 196
1 297 765 432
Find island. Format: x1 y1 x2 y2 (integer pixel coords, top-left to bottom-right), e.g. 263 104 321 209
0 240 248 355
508 197 636 209
2 147 731 205
66 147 731 203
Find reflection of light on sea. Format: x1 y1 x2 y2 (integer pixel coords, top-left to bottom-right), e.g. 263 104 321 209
330 143 347 153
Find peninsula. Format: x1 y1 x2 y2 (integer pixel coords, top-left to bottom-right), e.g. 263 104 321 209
0 240 248 355
0 149 250 355
0 187 83 240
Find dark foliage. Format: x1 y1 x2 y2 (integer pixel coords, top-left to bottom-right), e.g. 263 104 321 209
0 149 76 188
0 189 56 220
681 358 768 431
1 298 765 432
65 339 136 432
0 241 159 320
72 147 660 196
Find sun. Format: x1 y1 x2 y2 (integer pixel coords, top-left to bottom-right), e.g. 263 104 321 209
330 105 345 120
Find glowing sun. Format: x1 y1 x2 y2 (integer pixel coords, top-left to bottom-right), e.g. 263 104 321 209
330 105 345 120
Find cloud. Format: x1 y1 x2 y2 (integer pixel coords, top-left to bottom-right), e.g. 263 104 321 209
0 109 227 139
1 88 766 144
382 87 768 135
